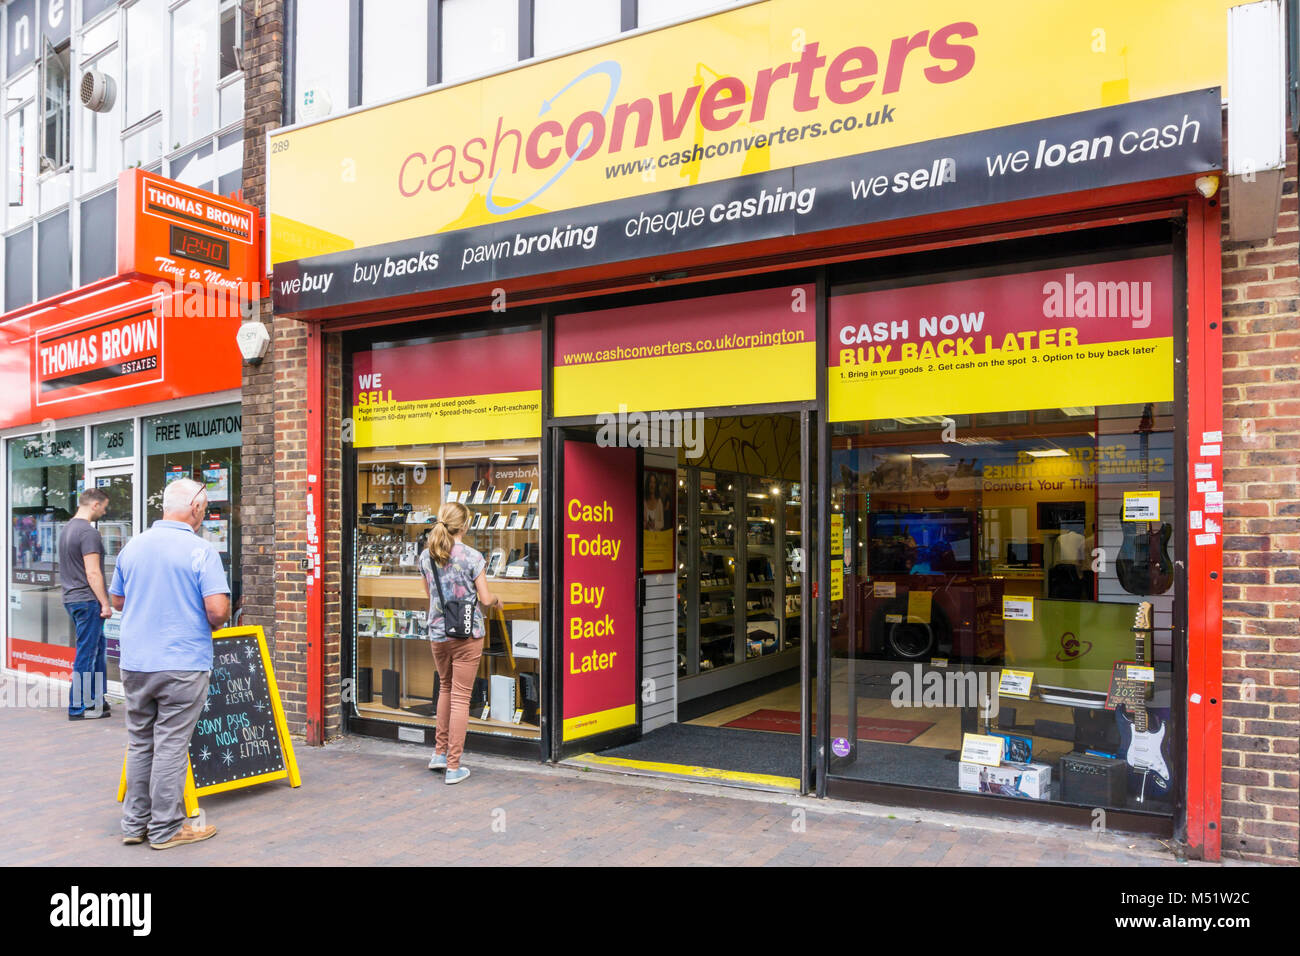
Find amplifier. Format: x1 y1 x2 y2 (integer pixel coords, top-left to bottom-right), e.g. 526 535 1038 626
356 667 373 704
1059 751 1127 806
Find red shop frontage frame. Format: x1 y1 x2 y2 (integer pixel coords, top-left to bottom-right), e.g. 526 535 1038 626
289 176 1224 859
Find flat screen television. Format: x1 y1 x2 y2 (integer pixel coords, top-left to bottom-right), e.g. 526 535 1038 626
867 510 976 575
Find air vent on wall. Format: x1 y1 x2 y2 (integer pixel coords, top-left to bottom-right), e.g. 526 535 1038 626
79 70 117 112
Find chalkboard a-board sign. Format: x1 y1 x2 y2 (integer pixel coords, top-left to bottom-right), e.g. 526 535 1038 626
117 626 300 808
190 626 300 793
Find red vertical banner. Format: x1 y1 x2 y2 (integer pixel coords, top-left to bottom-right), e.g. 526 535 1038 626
562 441 637 742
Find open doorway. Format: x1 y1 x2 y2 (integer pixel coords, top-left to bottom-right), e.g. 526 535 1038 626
556 411 815 791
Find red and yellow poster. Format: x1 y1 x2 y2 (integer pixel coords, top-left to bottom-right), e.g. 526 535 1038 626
562 442 637 742
553 284 815 417
828 256 1174 422
351 330 542 446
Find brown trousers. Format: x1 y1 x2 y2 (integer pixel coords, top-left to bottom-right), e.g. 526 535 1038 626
431 636 484 769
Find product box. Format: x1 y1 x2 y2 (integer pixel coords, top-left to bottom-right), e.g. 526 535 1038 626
958 760 1052 800
489 674 516 723
511 620 540 659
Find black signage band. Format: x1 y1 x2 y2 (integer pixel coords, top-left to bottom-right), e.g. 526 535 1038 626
273 89 1222 315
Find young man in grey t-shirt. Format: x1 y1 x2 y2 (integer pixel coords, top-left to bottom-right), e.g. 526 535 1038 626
59 488 113 719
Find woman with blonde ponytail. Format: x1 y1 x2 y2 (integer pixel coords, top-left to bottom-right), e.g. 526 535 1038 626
418 500 501 783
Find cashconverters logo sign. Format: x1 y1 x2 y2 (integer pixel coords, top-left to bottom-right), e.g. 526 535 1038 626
269 0 1232 312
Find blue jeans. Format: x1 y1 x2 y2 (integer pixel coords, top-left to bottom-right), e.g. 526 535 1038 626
66 600 107 716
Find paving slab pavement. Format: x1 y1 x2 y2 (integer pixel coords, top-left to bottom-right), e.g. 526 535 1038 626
0 679 1234 867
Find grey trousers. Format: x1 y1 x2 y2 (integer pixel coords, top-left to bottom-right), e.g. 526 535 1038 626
121 669 210 843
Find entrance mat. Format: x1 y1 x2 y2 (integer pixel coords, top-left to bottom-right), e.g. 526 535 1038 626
594 723 800 783
724 709 934 744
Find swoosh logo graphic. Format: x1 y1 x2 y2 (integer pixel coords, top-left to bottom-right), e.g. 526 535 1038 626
485 60 622 215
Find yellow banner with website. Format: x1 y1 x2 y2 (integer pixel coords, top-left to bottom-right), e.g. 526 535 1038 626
269 0 1233 265
554 284 816 417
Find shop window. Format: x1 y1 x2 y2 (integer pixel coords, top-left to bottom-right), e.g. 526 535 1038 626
78 186 117 285
219 2 243 77
637 0 744 29
217 1 244 126
533 0 621 58
170 0 218 148
215 127 242 191
124 0 165 128
293 0 350 120
4 225 34 311
36 208 71 300
826 251 1181 816
6 428 86 667
92 420 136 462
361 0 427 104
5 82 38 227
349 326 543 740
122 118 164 169
39 39 71 174
79 9 119 61
170 140 213 189
143 404 241 614
440 0 518 85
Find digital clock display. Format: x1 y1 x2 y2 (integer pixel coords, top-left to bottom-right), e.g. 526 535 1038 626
169 224 230 269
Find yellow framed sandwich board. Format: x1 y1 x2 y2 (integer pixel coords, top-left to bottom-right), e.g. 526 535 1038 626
117 626 301 812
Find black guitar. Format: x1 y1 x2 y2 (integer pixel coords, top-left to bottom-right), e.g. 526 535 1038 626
1117 404 1174 596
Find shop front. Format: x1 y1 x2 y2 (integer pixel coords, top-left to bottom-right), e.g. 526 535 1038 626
1 170 257 690
267 0 1241 855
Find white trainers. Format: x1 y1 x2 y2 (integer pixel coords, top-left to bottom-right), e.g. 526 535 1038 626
428 752 448 772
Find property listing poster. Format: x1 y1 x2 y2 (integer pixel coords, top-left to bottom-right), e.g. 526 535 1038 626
562 442 637 742
351 329 542 446
828 256 1174 422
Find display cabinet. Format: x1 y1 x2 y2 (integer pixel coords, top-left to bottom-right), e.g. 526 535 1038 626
676 466 802 683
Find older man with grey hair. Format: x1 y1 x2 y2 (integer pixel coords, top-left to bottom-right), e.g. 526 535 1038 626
110 477 230 850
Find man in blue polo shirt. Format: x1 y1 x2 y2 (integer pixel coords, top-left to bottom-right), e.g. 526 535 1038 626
110 477 230 850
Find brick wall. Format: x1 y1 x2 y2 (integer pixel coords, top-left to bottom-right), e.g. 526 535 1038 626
1219 130 1300 864
240 0 344 740
239 1 305 728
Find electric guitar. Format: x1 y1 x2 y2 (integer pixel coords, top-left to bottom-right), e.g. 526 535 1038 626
1115 601 1172 801
1117 404 1174 595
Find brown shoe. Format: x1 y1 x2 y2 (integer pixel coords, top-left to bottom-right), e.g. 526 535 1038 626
150 823 217 850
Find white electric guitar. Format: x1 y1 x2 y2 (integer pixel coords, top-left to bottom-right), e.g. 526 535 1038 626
1115 601 1171 801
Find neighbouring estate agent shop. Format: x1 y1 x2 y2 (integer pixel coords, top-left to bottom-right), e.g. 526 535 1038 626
267 0 1241 857
1 171 258 693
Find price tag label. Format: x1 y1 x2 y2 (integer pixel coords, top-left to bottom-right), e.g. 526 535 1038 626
505 565 526 578
874 581 896 598
961 733 1005 768
512 709 524 725
1123 491 1161 521
1002 597 1034 621
930 657 948 668
1125 664 1155 683
830 559 843 601
998 669 1035 699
